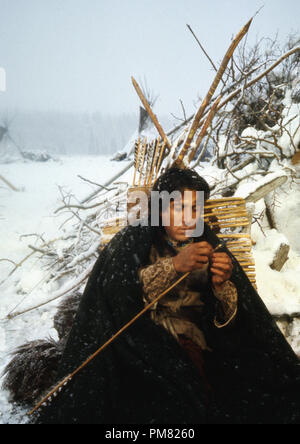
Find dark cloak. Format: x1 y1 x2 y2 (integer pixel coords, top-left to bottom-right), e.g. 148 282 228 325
33 223 300 425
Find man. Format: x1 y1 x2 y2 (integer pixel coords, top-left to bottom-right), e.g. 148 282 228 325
35 168 300 424
139 168 238 382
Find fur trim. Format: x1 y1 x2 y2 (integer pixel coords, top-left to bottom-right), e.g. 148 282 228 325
2 339 63 405
54 292 81 340
2 292 82 405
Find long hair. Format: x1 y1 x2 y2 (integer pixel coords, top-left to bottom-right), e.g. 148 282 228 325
149 167 210 256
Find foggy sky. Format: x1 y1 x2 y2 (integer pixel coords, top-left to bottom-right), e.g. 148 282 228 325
0 0 299 118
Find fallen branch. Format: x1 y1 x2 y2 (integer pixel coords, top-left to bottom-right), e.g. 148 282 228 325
77 175 117 192
28 245 58 257
80 161 134 205
6 262 94 320
0 174 20 192
0 251 36 287
0 237 75 287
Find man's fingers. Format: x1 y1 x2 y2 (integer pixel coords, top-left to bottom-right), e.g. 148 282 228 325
212 257 232 265
212 253 232 262
193 255 210 264
211 253 233 270
194 248 213 257
195 241 212 248
194 243 214 255
212 275 224 285
210 267 228 277
211 261 232 272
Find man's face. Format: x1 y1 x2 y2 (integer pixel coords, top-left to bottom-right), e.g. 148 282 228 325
162 189 202 242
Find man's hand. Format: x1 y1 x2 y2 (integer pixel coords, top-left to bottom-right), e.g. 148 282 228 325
173 242 214 274
210 252 233 291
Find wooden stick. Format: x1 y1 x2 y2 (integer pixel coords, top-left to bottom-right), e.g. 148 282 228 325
147 138 161 186
205 204 247 211
226 240 253 245
138 139 147 187
204 206 247 212
187 24 220 75
144 141 154 186
81 161 135 205
205 217 249 224
208 218 249 224
217 233 251 238
233 255 255 261
211 222 249 229
204 211 249 218
206 197 246 203
0 174 20 192
205 205 247 211
153 140 167 183
227 248 252 253
205 209 247 215
188 95 222 164
131 77 171 153
175 18 253 167
132 138 141 186
237 263 255 268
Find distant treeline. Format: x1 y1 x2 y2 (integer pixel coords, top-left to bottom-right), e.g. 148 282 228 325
2 110 140 155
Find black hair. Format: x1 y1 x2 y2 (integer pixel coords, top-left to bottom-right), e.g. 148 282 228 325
152 167 210 199
149 167 210 256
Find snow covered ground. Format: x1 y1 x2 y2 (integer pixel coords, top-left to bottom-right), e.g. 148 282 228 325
0 155 131 424
0 155 299 424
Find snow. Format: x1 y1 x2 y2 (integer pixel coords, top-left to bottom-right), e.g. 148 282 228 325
272 181 300 252
252 227 300 315
234 171 288 201
0 155 300 423
215 134 234 159
249 178 300 354
241 127 261 140
0 155 130 424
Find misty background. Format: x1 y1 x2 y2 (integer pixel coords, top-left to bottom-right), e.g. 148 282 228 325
0 0 299 156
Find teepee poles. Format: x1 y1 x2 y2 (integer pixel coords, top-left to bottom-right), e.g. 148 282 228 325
131 77 171 153
174 18 253 168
